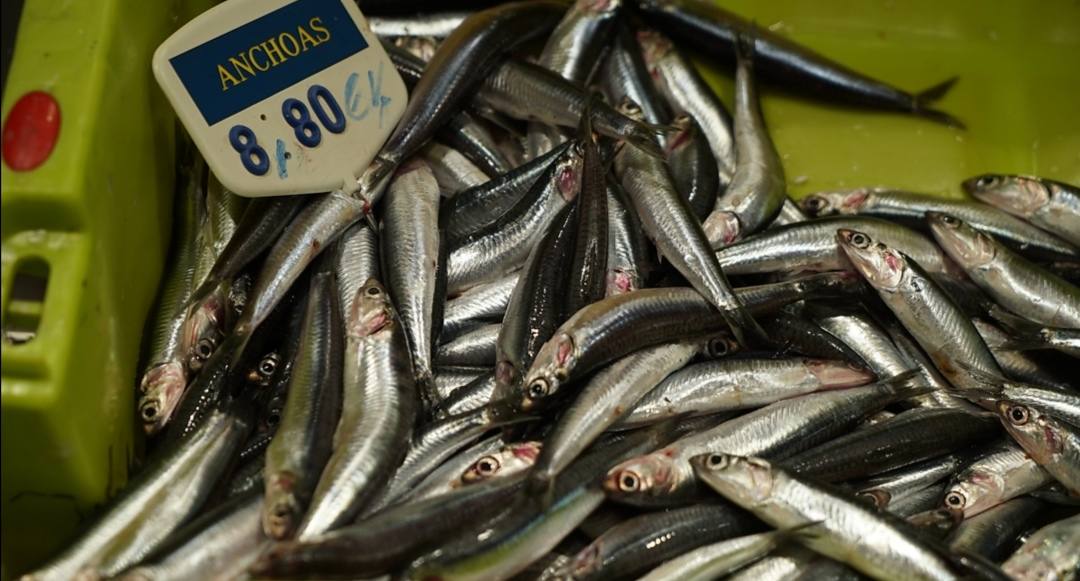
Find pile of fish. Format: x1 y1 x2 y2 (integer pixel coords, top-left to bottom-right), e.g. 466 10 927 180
24 0 1080 580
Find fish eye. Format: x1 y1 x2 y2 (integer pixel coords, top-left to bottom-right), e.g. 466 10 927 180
944 491 966 509
140 402 159 421
850 232 869 248
526 378 550 401
707 337 731 357
1007 405 1030 425
706 454 727 468
804 197 825 211
975 175 999 189
267 412 281 427
195 338 216 360
618 471 640 492
941 215 958 226
366 286 381 296
475 456 500 476
259 354 279 376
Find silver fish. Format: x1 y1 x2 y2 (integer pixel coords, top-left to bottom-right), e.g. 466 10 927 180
1001 513 1080 581
442 272 518 342
963 174 1080 247
434 366 491 402
332 222 380 326
943 442 1052 518
297 278 417 538
399 434 506 503
693 454 958 581
995 400 1080 495
600 23 672 126
368 12 469 39
856 452 969 510
422 142 491 195
436 322 500 366
604 179 652 296
637 529 801 581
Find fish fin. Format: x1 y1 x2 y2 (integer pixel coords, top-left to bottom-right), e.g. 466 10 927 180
914 77 965 128
782 520 826 541
986 306 1050 350
1028 488 1080 506
877 369 930 400
624 129 666 159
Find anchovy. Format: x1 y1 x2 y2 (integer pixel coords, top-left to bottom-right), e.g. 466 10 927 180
565 502 761 580
942 442 1052 518
434 366 490 401
263 269 344 539
422 142 490 195
637 529 805 581
621 357 874 428
442 273 518 342
332 222 380 325
478 59 666 157
715 216 959 278
604 178 653 296
615 99 763 345
382 160 446 409
297 278 417 538
563 108 609 316
855 452 970 510
693 454 959 581
947 497 1046 561
782 407 1000 483
604 373 923 506
438 109 515 177
632 0 961 124
407 437 540 502
436 322 500 366
395 435 505 502
23 407 250 581
963 174 1080 247
994 401 1080 494
448 141 583 292
758 310 870 363
772 198 810 226
972 319 1072 391
638 28 735 188
445 141 573 243
837 228 1003 391
118 492 266 581
802 188 1077 259
600 23 672 126
928 212 1080 328
667 114 720 221
436 370 497 418
1001 513 1080 581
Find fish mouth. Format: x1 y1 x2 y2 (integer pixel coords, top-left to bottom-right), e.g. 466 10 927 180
703 211 740 249
138 361 187 434
806 359 874 387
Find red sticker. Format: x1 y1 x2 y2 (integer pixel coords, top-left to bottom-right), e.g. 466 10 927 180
3 91 61 171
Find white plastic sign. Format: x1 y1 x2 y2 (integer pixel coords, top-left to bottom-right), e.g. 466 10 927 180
153 0 407 197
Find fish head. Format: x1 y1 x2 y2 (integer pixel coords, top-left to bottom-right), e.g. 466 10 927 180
603 452 679 502
857 488 892 509
137 361 188 435
804 359 875 388
605 267 640 296
181 293 227 372
567 541 604 580
582 0 621 16
461 441 542 485
998 401 1063 460
963 174 1048 218
703 210 741 248
926 212 997 268
246 350 282 387
800 190 868 216
555 143 586 202
836 228 908 292
692 453 776 507
944 471 998 518
615 96 645 123
635 28 674 70
516 333 576 412
705 332 741 358
349 278 396 338
263 472 302 539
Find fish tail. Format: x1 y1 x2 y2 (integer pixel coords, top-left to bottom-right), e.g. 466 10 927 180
914 77 965 128
877 369 930 400
721 305 770 349
625 128 666 159
734 25 758 68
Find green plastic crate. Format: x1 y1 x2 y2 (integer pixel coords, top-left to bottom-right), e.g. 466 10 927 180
1 0 1077 577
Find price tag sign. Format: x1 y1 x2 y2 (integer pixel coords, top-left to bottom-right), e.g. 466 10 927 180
153 0 407 197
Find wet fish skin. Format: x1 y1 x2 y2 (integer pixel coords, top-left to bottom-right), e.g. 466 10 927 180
436 370 497 418
493 200 579 406
23 407 251 581
263 269 344 540
296 278 417 538
442 273 518 342
963 174 1080 247
928 212 1080 329
802 187 1078 259
399 435 506 503
693 454 959 581
382 160 445 410
436 322 500 366
854 452 970 510
528 342 700 494
758 310 870 363
422 142 490 195
117 492 266 581
138 151 203 435
667 114 720 221
448 141 584 293
631 0 961 124
637 28 735 188
565 503 761 580
837 227 1003 392
995 400 1080 494
368 11 470 38
947 497 1046 561
439 109 515 177
332 222 380 326
1001 513 1080 581
563 108 609 316
942 442 1052 518
604 373 924 506
621 357 874 428
478 60 666 158
782 407 1000 483
604 178 653 296
636 529 797 581
972 318 1073 391
536 0 621 84
600 23 672 126
445 141 573 243
716 216 957 279
615 99 763 346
